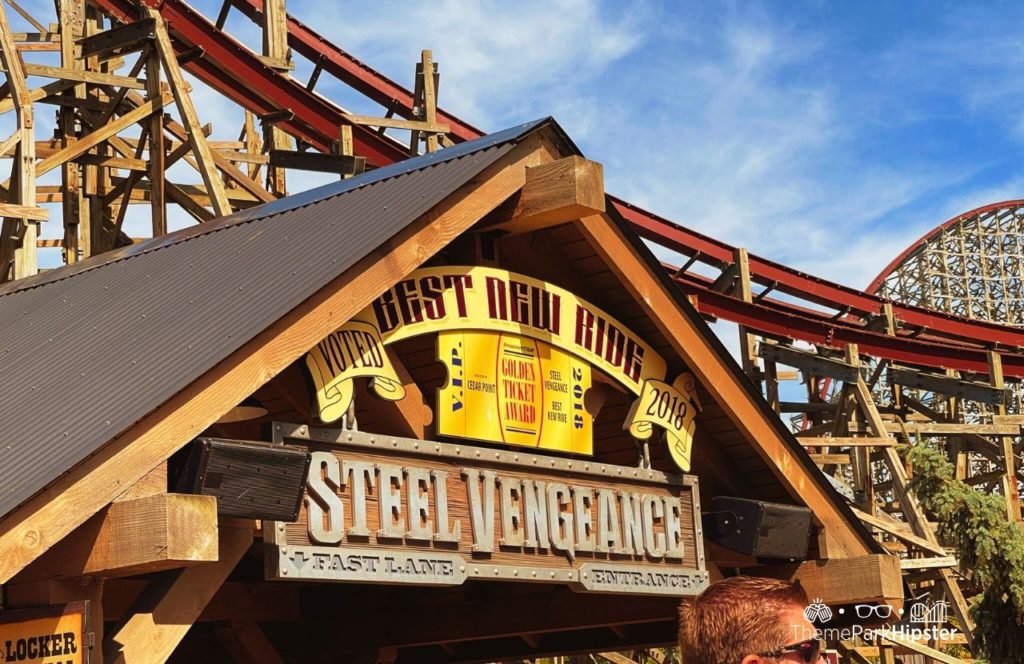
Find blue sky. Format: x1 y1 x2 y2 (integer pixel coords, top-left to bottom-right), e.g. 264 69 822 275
275 0 1024 290
13 0 1024 292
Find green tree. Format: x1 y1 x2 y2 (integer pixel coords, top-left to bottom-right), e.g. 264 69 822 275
907 444 1024 663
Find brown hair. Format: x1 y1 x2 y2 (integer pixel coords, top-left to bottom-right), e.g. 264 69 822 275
678 576 809 664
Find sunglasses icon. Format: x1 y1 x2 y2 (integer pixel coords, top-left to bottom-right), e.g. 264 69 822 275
855 605 894 619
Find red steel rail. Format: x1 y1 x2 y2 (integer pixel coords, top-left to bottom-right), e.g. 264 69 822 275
99 0 410 163
102 0 1024 375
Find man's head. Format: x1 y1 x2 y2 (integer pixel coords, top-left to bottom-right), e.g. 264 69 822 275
679 576 822 664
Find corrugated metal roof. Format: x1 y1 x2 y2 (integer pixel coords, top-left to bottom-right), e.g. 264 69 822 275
0 119 550 519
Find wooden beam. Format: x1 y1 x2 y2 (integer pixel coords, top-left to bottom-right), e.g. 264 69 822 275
798 436 896 447
104 525 252 663
343 113 449 134
0 133 553 583
758 343 861 382
147 7 231 216
888 364 1006 406
851 507 947 557
15 493 218 581
988 351 1022 525
899 555 957 570
0 61 147 89
78 18 155 58
0 201 46 220
489 156 604 233
215 618 285 664
34 93 169 177
877 632 968 664
0 0 35 281
757 554 903 606
577 214 875 558
268 148 364 175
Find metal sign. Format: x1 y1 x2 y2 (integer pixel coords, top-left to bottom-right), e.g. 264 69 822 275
266 424 708 597
306 266 701 470
0 601 89 664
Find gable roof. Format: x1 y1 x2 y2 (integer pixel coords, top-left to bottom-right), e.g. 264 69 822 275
0 119 555 519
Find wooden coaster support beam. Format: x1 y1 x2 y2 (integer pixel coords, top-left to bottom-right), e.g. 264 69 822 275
146 6 231 217
988 350 1023 525
0 0 39 281
261 0 290 197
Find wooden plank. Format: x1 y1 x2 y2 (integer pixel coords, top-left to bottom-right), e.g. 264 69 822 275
0 202 46 220
490 156 605 233
758 554 903 606
757 343 861 382
877 632 968 664
78 18 155 58
851 507 947 556
0 134 553 583
577 214 875 558
798 436 896 447
988 351 1022 525
147 7 231 216
104 525 252 663
343 113 449 134
146 45 165 236
0 61 146 88
888 364 1006 406
421 49 438 153
268 148 364 175
809 453 851 465
34 93 169 177
15 493 218 580
0 0 35 281
899 555 957 570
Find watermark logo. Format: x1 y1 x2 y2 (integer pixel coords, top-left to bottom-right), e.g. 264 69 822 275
803 597 833 623
909 599 948 624
793 599 959 644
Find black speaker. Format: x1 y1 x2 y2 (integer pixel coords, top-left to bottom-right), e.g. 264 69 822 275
704 497 813 560
175 437 311 521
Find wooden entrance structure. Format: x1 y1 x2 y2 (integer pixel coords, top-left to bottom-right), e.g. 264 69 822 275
0 118 900 662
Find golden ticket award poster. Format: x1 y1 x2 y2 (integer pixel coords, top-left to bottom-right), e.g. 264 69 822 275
437 331 592 453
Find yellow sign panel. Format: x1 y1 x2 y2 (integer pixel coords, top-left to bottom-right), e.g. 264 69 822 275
0 602 87 664
438 331 592 453
305 266 700 471
305 320 406 423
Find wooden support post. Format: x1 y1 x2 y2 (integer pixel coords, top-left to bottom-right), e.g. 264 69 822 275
0 0 37 281
850 371 975 643
104 525 252 663
734 248 758 382
59 0 87 264
15 493 218 580
243 110 261 181
147 7 231 217
261 0 290 197
421 49 438 153
146 45 165 237
988 350 1022 525
844 345 874 511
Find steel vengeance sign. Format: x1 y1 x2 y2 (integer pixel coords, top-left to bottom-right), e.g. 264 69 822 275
267 425 708 597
